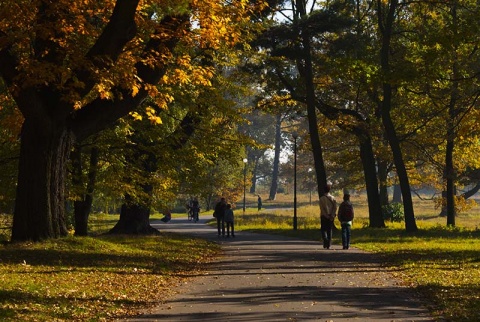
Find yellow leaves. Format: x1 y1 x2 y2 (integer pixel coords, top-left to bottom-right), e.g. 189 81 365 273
95 79 114 100
146 106 162 125
131 84 140 97
130 111 143 121
129 106 164 125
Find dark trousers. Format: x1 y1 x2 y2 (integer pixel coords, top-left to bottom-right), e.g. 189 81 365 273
341 223 351 248
216 215 225 236
321 216 333 248
226 221 234 236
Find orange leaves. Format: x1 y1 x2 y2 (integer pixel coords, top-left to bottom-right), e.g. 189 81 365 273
1 0 265 123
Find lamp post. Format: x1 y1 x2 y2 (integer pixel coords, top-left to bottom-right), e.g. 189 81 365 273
308 168 313 205
292 132 298 230
243 158 248 214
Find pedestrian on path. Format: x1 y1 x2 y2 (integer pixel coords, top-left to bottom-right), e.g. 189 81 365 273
257 195 262 211
337 193 354 249
319 184 337 249
224 204 235 237
213 197 227 237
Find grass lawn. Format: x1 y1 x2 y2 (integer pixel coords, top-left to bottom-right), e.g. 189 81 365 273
234 192 480 322
0 192 479 321
0 218 220 321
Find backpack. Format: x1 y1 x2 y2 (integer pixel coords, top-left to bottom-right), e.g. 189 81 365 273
340 202 354 221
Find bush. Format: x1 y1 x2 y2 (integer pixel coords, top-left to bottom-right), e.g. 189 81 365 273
382 202 404 222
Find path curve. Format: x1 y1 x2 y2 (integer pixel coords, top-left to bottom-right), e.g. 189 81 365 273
124 215 438 321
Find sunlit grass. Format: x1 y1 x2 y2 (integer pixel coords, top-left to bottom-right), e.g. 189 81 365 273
1 192 479 321
233 192 480 322
0 233 220 321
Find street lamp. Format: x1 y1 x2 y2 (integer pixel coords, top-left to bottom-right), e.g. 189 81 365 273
292 132 298 230
308 168 313 205
243 158 248 214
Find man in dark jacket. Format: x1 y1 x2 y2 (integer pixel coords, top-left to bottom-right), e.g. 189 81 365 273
214 197 227 237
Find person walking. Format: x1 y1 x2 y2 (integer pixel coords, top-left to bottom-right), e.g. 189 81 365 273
319 184 337 249
214 197 227 237
257 195 262 211
224 203 235 237
337 193 354 249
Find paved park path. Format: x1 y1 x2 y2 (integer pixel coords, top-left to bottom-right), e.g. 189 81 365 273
125 215 438 321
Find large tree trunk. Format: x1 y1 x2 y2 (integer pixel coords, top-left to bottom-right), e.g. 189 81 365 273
109 147 159 235
12 118 73 241
109 201 159 235
380 105 417 232
359 136 385 228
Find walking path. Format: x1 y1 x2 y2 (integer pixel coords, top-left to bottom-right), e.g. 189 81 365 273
125 215 437 321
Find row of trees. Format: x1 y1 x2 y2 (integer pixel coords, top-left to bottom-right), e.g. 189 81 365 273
243 0 480 232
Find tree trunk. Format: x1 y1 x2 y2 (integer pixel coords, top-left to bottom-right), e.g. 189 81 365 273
296 2 328 199
445 4 459 227
359 136 385 228
377 159 389 206
393 184 402 203
269 113 282 200
249 155 259 194
11 118 73 241
72 146 99 236
377 0 417 232
109 201 159 235
381 108 417 232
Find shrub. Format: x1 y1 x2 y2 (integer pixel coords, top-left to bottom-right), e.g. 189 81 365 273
382 202 404 222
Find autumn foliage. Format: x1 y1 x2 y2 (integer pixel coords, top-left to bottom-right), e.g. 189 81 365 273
0 0 265 241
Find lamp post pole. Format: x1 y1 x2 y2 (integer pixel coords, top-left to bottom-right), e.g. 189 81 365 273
292 132 298 230
243 158 248 215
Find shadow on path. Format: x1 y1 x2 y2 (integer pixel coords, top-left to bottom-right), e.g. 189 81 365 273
121 216 439 322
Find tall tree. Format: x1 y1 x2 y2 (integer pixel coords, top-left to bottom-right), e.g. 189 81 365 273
0 0 261 241
375 0 417 231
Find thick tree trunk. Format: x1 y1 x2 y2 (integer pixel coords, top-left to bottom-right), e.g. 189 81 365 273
359 137 385 228
269 114 282 200
109 202 159 235
381 108 417 232
11 118 73 241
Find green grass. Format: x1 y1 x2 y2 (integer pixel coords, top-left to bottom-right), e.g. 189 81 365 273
1 192 479 321
0 233 220 321
232 192 480 322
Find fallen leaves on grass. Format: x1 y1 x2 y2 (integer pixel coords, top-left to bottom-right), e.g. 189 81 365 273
0 233 221 321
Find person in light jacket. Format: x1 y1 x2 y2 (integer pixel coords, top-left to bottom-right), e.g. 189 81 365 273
319 184 337 249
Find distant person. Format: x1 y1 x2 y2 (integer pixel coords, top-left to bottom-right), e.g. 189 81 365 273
224 204 235 237
160 210 171 223
337 193 354 249
257 195 262 211
319 184 337 249
213 197 227 237
191 197 200 222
